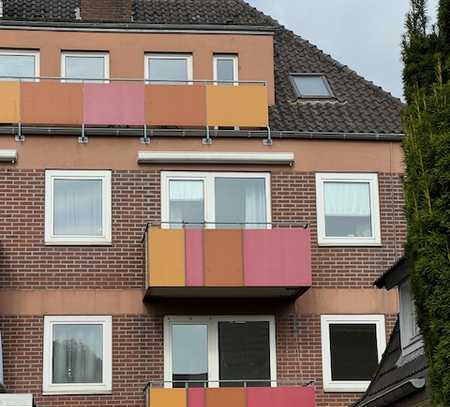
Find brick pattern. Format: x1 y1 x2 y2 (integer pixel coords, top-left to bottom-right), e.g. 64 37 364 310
0 169 405 289
272 172 406 288
80 0 132 22
0 313 397 407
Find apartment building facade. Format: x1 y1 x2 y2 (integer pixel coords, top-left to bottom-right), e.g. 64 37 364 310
0 1 405 406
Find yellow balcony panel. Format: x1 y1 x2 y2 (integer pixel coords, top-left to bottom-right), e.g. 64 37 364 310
148 388 187 407
206 85 268 128
0 82 21 123
148 229 185 287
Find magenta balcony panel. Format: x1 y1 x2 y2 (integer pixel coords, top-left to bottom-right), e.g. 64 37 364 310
246 387 316 407
83 83 145 125
185 229 204 287
243 229 311 287
188 388 205 407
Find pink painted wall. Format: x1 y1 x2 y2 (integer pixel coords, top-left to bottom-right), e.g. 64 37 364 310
185 229 204 287
243 229 312 287
83 82 145 125
188 388 205 407
246 387 316 407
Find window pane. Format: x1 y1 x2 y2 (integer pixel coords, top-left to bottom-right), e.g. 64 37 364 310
52 324 103 384
216 58 235 84
218 321 271 387
324 182 372 237
329 323 378 381
169 180 204 228
65 56 105 81
172 324 208 388
0 54 35 79
292 76 331 97
148 58 188 83
215 178 267 228
53 179 103 236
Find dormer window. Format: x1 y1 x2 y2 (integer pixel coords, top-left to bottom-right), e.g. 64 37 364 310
290 74 334 98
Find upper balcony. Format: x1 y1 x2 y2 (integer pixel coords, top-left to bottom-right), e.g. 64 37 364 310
143 223 312 300
0 76 269 136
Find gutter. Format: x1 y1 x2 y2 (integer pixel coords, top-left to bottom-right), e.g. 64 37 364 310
0 19 276 35
0 126 405 141
355 378 426 407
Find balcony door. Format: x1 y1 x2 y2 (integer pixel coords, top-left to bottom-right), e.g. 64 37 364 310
164 316 276 388
161 172 271 229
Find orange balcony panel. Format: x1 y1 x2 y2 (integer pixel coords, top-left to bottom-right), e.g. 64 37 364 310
0 82 21 123
21 82 83 125
247 387 316 407
204 229 243 287
145 85 207 126
205 388 245 407
206 85 268 128
148 229 185 287
148 388 186 407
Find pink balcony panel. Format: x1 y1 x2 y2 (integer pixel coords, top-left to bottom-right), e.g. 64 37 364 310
243 229 311 287
83 83 145 125
246 387 316 407
188 388 205 407
185 229 204 287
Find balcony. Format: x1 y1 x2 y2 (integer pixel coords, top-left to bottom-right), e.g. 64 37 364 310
0 77 268 130
145 382 316 407
143 225 312 300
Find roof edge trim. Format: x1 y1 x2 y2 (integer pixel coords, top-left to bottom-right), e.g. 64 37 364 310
0 20 276 34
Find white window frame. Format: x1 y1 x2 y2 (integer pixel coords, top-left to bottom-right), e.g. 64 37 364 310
61 51 110 83
315 172 381 246
213 54 239 86
320 314 386 393
144 53 193 85
43 315 112 395
0 49 39 81
290 73 334 99
399 281 422 354
161 171 272 229
45 170 112 245
164 315 277 389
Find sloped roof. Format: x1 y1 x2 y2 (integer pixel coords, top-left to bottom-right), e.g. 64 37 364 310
0 0 404 135
354 319 428 407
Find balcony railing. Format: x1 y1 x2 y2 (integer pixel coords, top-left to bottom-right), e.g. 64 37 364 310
143 222 312 300
0 76 269 131
144 380 316 407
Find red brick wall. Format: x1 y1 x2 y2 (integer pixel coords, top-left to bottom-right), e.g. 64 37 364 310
0 313 397 407
0 169 405 289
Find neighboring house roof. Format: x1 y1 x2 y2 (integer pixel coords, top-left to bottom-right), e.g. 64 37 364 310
374 257 408 290
0 0 404 136
353 319 428 407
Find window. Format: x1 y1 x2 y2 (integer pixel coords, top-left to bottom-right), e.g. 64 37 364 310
61 52 109 82
321 315 386 392
213 55 238 85
164 316 276 388
290 74 334 98
43 316 112 395
399 281 422 354
45 170 112 245
145 54 193 84
0 49 39 81
315 173 381 246
161 172 271 229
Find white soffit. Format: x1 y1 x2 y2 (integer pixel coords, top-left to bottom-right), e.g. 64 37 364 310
137 151 295 165
0 150 17 163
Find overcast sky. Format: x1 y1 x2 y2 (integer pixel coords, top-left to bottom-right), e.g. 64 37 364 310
248 0 440 100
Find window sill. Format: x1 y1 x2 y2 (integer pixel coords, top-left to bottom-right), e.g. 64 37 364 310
44 239 112 246
322 381 370 393
42 390 112 396
318 240 382 247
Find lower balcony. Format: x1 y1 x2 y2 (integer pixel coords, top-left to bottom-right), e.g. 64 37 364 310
143 226 312 300
145 382 316 407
